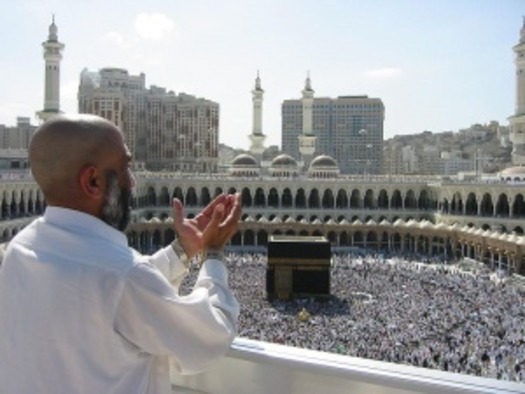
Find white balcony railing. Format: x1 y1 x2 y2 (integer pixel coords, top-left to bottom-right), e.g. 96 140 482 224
172 338 524 394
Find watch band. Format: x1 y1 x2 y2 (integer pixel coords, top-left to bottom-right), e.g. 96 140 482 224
201 249 225 265
171 239 190 268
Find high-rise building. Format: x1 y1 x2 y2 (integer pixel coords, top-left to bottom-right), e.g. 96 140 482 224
282 77 384 175
78 68 219 172
510 18 525 166
0 118 36 150
37 16 65 123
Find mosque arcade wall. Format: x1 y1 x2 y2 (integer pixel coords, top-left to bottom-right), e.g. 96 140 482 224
0 175 524 273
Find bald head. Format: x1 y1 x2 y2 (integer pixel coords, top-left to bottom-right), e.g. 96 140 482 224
29 114 124 205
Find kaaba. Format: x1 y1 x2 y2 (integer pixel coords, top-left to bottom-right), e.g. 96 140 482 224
266 235 331 300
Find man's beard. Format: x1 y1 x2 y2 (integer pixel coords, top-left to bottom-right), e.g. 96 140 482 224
101 171 132 231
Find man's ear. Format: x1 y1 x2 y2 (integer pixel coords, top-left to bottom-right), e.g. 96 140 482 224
79 165 104 199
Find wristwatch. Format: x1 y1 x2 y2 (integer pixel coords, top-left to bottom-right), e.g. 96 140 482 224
171 239 190 268
201 249 225 264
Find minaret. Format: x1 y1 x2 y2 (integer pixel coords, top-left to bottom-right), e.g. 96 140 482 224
36 16 65 123
249 71 266 162
509 17 525 166
298 72 317 169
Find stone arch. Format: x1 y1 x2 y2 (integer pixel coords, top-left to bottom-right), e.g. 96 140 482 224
404 190 417 209
230 231 242 246
512 194 525 218
257 230 268 246
241 187 252 207
465 192 478 216
152 229 162 248
244 230 255 245
380 232 389 249
254 188 266 207
495 193 509 217
308 189 320 208
282 188 293 207
366 231 377 245
451 192 463 215
377 189 389 209
480 193 493 217
159 187 170 206
418 189 431 210
186 187 198 206
336 189 348 209
295 188 306 208
146 186 156 205
340 232 350 246
353 231 364 247
350 189 361 209
322 189 334 209
268 188 279 208
200 187 211 206
391 190 402 209
364 189 375 209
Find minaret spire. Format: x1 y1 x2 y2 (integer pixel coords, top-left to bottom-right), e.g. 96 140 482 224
37 16 65 123
509 19 525 166
520 16 525 44
298 71 316 170
249 71 266 162
305 70 312 92
255 70 262 90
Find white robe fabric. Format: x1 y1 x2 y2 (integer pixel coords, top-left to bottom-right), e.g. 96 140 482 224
0 207 239 394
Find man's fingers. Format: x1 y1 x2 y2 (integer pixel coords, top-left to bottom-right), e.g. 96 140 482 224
204 203 224 234
220 194 242 232
201 194 226 218
172 198 184 229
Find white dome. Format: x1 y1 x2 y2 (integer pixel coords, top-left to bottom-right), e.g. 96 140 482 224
271 154 297 168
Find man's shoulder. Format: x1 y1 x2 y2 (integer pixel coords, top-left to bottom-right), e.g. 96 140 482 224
6 217 136 275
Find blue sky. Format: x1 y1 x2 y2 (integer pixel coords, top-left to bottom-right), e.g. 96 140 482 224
0 0 523 149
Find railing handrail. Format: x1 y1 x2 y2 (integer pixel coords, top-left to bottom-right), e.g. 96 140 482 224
172 338 525 394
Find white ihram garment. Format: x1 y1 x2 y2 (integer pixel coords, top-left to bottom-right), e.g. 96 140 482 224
0 207 239 394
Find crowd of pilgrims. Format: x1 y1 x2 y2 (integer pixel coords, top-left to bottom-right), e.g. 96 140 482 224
180 251 525 382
